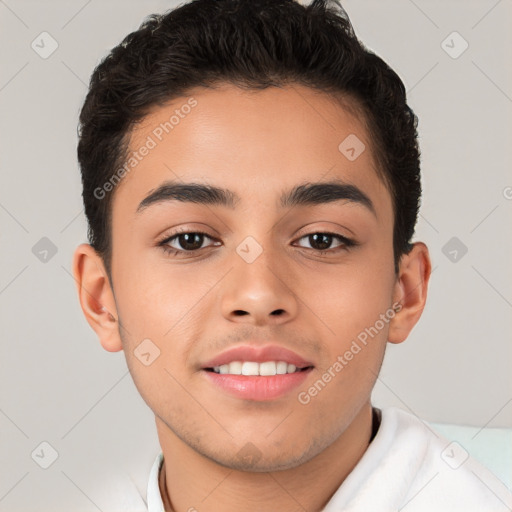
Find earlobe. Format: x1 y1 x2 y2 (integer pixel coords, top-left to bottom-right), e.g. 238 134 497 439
387 242 431 345
72 243 123 353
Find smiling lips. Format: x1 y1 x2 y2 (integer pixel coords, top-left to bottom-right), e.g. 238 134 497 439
201 344 314 401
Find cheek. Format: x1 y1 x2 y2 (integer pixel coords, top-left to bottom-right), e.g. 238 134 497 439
113 259 200 337
296 283 389 419
113 264 217 392
304 261 394 339
298 249 395 393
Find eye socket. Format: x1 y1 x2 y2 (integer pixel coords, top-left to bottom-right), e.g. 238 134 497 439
159 230 220 256
293 232 355 252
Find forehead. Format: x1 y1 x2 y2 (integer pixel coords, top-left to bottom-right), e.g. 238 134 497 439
116 83 391 220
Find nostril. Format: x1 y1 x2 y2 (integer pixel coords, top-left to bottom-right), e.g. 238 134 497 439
271 309 285 316
233 310 249 316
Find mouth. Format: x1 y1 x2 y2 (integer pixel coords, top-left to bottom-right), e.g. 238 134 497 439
200 345 315 401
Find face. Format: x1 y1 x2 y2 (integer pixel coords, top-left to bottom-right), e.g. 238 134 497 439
106 83 401 470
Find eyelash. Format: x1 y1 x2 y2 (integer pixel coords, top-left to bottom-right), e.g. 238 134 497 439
157 229 357 258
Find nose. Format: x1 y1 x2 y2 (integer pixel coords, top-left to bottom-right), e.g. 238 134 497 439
220 246 299 326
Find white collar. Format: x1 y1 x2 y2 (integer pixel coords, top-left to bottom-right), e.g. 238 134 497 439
147 451 165 512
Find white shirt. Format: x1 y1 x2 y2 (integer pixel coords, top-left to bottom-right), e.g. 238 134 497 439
146 407 512 511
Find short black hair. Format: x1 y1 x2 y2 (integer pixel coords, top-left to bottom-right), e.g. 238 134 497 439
77 0 421 278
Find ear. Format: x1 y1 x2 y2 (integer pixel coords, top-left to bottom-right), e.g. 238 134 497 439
72 243 123 352
388 242 431 344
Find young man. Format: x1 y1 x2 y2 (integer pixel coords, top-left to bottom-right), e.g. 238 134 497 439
72 0 511 510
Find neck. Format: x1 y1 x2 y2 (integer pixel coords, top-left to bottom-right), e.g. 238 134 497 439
157 402 373 512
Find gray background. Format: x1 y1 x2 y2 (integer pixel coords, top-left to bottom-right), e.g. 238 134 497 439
1 0 511 510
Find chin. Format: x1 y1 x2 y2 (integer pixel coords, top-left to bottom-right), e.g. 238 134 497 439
203 438 322 473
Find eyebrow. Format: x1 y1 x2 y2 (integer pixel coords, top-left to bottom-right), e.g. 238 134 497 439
136 179 376 216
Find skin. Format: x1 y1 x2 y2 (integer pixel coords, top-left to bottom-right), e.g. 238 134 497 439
73 83 431 512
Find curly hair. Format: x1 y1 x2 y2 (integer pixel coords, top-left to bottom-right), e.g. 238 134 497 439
77 0 421 277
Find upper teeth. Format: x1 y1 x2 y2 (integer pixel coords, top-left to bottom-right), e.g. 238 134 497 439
212 361 301 376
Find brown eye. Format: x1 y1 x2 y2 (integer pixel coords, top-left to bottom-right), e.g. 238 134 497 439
175 233 206 251
159 230 220 256
295 232 354 252
308 233 334 250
